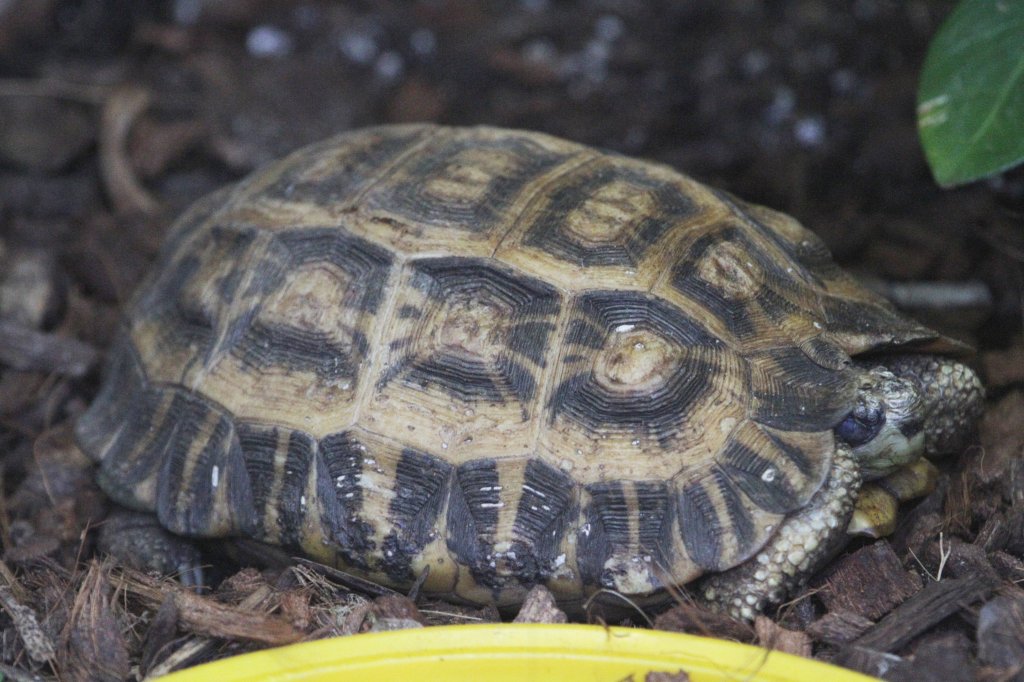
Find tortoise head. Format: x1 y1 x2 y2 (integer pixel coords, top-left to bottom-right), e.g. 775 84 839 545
835 354 984 480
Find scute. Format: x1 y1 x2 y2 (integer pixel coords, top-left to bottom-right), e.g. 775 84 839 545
76 124 955 608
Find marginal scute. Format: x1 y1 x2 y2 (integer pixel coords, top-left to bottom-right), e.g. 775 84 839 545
578 480 676 594
748 347 858 432
676 467 783 572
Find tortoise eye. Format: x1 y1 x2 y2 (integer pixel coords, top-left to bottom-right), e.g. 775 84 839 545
835 406 885 446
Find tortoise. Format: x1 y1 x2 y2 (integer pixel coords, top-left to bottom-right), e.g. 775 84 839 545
76 124 983 619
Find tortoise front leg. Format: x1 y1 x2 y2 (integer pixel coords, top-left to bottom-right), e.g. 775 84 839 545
697 443 861 621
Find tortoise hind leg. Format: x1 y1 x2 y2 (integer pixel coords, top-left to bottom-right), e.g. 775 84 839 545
697 443 861 621
99 508 205 589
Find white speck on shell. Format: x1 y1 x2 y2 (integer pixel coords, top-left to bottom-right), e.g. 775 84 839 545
211 465 219 489
522 484 546 498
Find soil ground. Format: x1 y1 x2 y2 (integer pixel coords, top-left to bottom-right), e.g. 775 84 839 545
0 1 1022 679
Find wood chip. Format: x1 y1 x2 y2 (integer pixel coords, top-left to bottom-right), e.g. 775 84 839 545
0 585 55 664
891 631 975 682
977 590 1024 671
99 86 160 216
979 391 1024 500
754 615 811 658
816 540 922 621
0 247 64 330
644 671 691 682
513 585 567 624
848 573 999 653
829 646 904 679
989 550 1024 582
982 345 1024 389
653 602 754 642
140 596 181 679
931 537 999 581
119 570 302 646
0 319 97 376
806 609 874 646
62 561 130 682
362 593 425 633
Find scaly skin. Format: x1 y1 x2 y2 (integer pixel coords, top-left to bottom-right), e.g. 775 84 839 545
699 443 860 621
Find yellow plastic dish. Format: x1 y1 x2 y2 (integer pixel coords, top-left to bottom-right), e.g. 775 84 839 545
160 623 877 681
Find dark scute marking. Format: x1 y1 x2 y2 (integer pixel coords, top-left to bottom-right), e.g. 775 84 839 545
634 481 675 573
368 135 568 233
753 287 801 326
161 407 252 538
397 305 421 319
382 449 452 582
718 441 801 514
578 481 675 590
677 481 721 570
413 258 561 314
277 431 315 552
275 228 394 312
715 470 758 561
509 459 576 584
762 429 816 478
446 459 502 589
549 359 712 437
751 347 852 432
565 318 604 349
507 321 556 365
522 164 698 267
820 297 936 352
262 128 428 205
234 321 359 383
577 481 625 589
95 386 181 509
153 395 218 532
135 252 207 331
498 356 537 404
575 291 721 348
236 422 279 538
401 355 505 403
317 432 375 568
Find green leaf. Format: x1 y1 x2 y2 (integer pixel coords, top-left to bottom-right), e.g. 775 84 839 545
917 0 1024 187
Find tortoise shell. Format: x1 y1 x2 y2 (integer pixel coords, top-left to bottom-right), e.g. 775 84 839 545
76 125 954 607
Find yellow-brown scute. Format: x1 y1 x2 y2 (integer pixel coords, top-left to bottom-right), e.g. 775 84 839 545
593 329 682 392
432 295 509 362
75 124 962 607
